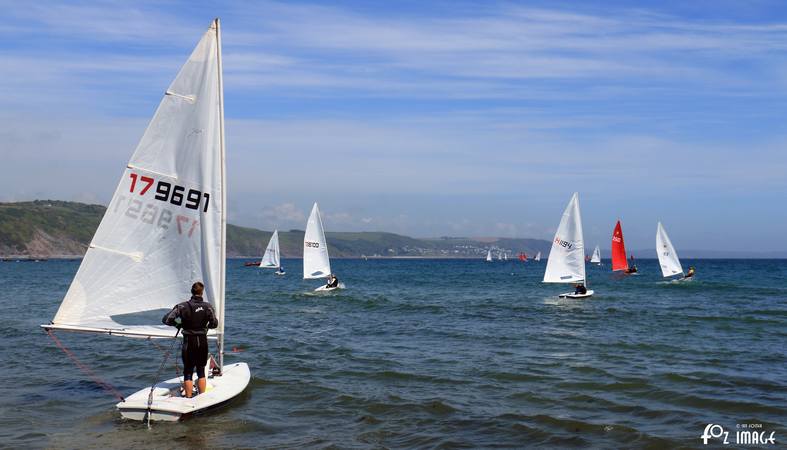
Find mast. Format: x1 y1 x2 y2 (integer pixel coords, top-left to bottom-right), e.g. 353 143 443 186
215 17 226 372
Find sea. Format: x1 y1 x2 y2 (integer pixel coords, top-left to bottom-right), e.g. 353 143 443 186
1 258 785 449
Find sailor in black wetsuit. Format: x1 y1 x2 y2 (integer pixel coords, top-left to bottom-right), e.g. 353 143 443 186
326 274 339 288
162 282 218 398
574 283 587 295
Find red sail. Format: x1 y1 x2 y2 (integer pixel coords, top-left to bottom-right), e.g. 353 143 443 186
611 220 629 271
518 253 527 262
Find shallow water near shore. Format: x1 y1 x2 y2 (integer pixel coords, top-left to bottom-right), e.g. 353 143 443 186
1 258 785 448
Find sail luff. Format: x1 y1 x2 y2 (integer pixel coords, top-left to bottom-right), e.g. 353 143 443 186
215 17 226 371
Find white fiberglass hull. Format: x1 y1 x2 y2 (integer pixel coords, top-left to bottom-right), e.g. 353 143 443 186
559 290 594 299
117 362 250 422
314 282 345 292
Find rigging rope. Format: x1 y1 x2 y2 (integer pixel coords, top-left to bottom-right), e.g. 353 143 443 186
45 329 125 402
145 328 181 427
148 336 181 377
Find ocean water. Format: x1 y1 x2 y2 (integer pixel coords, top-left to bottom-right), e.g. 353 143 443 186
1 258 785 448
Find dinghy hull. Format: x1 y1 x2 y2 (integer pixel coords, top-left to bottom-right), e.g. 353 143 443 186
559 290 594 299
117 362 250 422
314 282 345 292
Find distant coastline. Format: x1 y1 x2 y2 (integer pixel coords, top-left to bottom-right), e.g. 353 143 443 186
2 200 785 259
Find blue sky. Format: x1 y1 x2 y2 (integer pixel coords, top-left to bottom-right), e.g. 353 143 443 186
1 0 787 251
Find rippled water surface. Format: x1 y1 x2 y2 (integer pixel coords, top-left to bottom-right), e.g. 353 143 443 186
2 258 786 448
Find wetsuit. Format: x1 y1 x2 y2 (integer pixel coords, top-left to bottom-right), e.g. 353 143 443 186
162 295 218 381
575 285 587 295
327 277 339 288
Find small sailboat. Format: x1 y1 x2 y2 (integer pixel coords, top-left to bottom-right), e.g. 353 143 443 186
543 193 593 298
534 251 541 262
260 229 285 275
590 245 601 265
41 19 249 421
611 220 637 274
518 252 527 262
504 253 508 261
656 222 685 279
497 251 503 261
485 250 493 262
304 203 343 291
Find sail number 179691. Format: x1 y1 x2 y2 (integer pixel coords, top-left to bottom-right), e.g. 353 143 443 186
128 173 210 213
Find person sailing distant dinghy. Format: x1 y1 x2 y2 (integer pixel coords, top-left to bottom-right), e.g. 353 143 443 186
684 266 695 279
162 282 218 398
574 283 587 295
326 274 339 288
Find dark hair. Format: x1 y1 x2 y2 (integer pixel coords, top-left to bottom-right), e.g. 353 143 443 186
191 282 205 296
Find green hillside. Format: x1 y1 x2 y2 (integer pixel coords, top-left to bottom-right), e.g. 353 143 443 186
0 200 551 258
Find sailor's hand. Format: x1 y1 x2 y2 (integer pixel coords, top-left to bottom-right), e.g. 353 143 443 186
174 317 182 329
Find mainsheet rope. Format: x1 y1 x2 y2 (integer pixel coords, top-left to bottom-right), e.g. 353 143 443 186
45 329 125 402
148 335 181 378
145 328 181 426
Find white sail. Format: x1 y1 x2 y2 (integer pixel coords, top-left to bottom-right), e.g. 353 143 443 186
543 193 586 283
260 230 280 269
48 22 225 339
656 222 683 277
303 203 331 279
486 250 492 262
590 245 601 263
504 253 508 261
534 251 541 261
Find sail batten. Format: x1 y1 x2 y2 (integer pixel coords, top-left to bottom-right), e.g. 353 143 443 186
543 193 586 283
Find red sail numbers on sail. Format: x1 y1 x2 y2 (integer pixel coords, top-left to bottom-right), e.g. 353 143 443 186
611 220 629 272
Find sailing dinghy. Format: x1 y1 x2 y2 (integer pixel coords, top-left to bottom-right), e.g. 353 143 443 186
486 250 493 262
590 245 601 265
534 251 541 262
543 193 593 298
41 19 250 422
656 222 684 279
260 229 285 275
304 203 344 291
611 220 637 274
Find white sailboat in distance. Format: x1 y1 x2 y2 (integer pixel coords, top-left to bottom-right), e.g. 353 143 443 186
657 222 684 279
590 245 601 265
543 193 593 298
534 251 541 262
485 250 493 262
260 230 285 275
41 19 249 421
304 203 344 291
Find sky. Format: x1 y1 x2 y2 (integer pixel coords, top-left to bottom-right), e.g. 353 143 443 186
1 0 787 252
